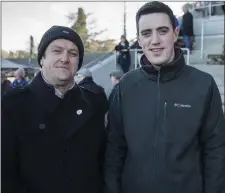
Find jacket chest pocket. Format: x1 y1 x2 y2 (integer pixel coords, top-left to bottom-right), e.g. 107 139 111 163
161 101 201 143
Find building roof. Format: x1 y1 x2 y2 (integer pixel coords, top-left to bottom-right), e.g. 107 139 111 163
1 58 30 69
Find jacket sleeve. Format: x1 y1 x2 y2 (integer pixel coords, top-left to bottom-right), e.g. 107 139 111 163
104 84 127 193
1 97 22 193
200 78 225 193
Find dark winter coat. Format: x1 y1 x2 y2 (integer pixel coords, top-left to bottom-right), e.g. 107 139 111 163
1 72 108 193
78 77 108 108
108 84 119 107
104 48 225 193
182 11 194 36
115 41 131 73
1 80 12 99
11 78 29 88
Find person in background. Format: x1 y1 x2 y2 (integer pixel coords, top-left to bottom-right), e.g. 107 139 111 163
181 4 194 52
11 68 29 88
130 40 143 68
115 35 131 73
76 67 108 110
108 70 124 105
1 72 12 99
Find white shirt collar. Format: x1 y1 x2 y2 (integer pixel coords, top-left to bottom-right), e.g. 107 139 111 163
41 71 75 99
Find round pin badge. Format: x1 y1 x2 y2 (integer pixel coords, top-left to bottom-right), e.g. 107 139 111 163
76 109 82 115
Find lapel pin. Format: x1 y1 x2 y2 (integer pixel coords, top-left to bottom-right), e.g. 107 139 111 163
76 109 82 115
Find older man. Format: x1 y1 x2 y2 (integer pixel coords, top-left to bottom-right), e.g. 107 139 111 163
2 26 108 193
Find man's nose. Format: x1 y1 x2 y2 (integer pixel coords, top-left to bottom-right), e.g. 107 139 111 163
151 32 160 45
60 51 69 63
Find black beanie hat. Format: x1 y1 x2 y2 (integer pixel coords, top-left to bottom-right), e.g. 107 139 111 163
37 25 84 69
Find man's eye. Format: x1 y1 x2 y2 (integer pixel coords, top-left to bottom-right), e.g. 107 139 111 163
159 29 168 35
70 53 77 57
53 50 61 53
142 32 151 37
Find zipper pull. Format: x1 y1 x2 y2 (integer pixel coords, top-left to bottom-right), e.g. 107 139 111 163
164 101 167 117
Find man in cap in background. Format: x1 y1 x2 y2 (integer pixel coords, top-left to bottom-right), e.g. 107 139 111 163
108 70 124 105
2 25 108 193
76 67 108 113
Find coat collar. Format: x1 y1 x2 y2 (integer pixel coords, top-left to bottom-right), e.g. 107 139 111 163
28 72 80 118
40 71 75 99
140 48 186 82
27 72 95 139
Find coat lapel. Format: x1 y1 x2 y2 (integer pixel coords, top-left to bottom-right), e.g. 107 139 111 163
28 73 97 139
64 87 95 139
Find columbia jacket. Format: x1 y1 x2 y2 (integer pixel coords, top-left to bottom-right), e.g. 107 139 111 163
104 49 225 193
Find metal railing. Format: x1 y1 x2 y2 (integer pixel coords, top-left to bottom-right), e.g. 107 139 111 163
191 2 224 17
115 48 190 69
188 3 224 60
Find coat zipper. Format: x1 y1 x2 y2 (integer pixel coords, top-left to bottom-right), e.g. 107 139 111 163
163 102 167 123
151 69 161 190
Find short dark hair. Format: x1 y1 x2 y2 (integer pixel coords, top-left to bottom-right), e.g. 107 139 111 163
136 1 176 34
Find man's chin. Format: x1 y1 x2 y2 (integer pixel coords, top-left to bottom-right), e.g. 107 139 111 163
149 59 165 66
56 74 73 82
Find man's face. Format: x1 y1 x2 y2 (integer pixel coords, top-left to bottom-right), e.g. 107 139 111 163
138 13 179 68
110 76 119 86
121 37 125 43
183 6 188 13
41 39 79 86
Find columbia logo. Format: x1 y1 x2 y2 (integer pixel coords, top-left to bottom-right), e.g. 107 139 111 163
174 103 191 108
62 30 69 34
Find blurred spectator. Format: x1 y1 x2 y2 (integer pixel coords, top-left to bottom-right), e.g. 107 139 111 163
115 35 131 73
181 4 194 52
130 40 143 68
108 70 123 105
11 68 28 88
76 68 108 107
1 72 11 99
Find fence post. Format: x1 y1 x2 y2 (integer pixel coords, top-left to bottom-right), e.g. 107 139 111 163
134 49 137 69
186 48 190 65
200 19 204 60
208 2 212 17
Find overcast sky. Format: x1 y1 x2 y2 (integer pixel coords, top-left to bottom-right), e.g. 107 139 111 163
2 1 186 52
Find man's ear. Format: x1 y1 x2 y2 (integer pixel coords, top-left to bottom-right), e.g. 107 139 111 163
174 27 179 43
40 58 44 67
137 35 142 48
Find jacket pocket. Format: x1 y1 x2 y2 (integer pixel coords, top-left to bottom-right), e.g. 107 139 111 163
161 101 201 143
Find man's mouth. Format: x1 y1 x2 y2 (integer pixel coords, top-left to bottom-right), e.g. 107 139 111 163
57 66 69 70
150 48 164 52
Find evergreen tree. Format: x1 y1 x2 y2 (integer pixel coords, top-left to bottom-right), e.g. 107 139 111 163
71 8 89 50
